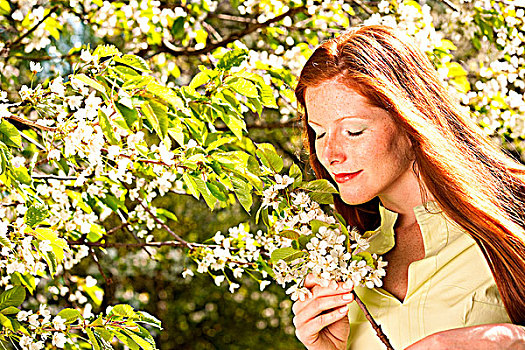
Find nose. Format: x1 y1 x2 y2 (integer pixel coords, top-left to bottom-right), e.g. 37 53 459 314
319 131 346 167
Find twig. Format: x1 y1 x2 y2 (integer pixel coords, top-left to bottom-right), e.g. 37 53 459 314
90 247 112 285
6 114 57 132
4 6 60 52
122 182 193 249
214 13 258 23
122 223 154 258
352 292 394 350
440 0 460 12
351 0 373 15
32 174 78 181
20 132 46 150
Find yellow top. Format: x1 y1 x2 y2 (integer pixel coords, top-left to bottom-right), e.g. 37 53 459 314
347 202 511 350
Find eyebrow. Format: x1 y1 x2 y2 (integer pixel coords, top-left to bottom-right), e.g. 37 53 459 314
308 115 367 126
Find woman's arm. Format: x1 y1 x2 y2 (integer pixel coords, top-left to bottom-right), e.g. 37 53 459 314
405 323 525 350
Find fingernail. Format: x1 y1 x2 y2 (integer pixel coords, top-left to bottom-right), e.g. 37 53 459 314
342 293 353 301
339 305 349 313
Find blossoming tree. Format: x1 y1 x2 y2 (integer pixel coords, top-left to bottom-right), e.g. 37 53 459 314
0 0 523 348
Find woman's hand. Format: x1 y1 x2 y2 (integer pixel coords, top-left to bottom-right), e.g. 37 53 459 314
405 323 525 350
292 274 355 350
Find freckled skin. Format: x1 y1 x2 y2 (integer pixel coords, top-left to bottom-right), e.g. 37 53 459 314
305 79 416 207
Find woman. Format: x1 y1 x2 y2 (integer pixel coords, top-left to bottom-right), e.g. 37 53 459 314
292 25 525 349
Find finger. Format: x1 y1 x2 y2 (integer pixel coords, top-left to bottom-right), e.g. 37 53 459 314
304 273 318 289
292 281 354 315
298 304 349 342
311 281 353 299
293 293 354 327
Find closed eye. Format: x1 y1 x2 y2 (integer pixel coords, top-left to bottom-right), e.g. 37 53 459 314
315 132 326 140
346 130 363 137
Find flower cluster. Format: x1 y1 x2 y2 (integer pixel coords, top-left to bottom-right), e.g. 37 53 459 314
190 172 387 302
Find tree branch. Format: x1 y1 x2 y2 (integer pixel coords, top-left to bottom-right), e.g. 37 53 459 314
68 240 187 248
351 0 373 15
32 174 78 181
7 114 57 132
153 6 307 58
2 6 60 54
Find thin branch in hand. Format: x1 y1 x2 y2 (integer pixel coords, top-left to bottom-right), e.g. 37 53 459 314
352 292 394 350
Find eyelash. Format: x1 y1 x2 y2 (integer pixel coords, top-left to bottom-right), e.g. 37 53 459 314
315 130 363 140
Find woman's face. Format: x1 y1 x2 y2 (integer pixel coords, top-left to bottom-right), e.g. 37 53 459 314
305 79 415 206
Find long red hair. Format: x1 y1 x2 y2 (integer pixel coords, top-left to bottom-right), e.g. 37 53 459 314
295 25 525 324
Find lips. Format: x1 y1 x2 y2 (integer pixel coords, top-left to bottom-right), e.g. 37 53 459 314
333 170 362 184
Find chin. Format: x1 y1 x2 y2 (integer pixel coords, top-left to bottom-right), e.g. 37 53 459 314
339 192 375 206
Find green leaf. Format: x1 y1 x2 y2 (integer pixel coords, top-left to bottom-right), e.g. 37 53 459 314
115 102 139 129
123 329 155 350
93 44 120 58
0 232 11 249
86 328 102 350
307 192 334 205
88 223 105 242
256 143 283 172
352 252 375 268
206 181 228 202
0 0 11 16
310 220 329 234
155 208 178 222
218 112 246 140
114 54 151 73
217 49 248 70
34 227 68 262
99 109 119 145
146 82 184 110
0 120 21 148
10 273 35 294
300 179 338 194
270 247 306 263
44 250 58 275
231 176 253 213
72 74 106 94
277 230 300 240
110 304 136 317
24 201 49 227
182 173 199 199
57 308 81 323
0 307 19 315
289 163 303 188
191 175 216 209
142 100 168 140
93 329 114 350
0 314 13 331
189 71 211 89
115 331 140 350
0 286 26 309
136 311 162 330
236 71 277 108
12 166 31 185
228 78 258 98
